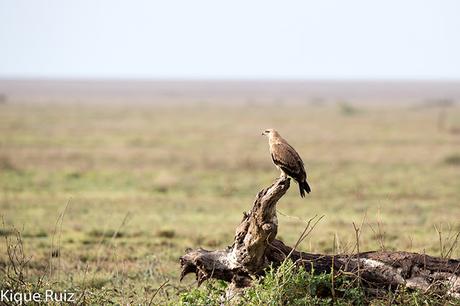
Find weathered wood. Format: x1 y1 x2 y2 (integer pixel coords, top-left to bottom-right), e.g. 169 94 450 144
179 177 460 299
230 176 290 274
180 177 290 290
267 239 460 297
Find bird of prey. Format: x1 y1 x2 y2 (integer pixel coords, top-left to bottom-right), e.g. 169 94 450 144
262 129 311 197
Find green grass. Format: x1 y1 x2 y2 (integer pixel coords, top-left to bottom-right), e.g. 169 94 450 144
0 101 459 304
179 260 459 305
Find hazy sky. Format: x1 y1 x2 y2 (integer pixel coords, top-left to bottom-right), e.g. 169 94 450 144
0 0 459 79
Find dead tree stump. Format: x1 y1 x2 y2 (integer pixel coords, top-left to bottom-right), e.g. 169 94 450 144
180 177 460 299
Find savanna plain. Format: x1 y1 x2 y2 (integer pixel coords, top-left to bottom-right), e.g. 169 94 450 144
0 86 459 304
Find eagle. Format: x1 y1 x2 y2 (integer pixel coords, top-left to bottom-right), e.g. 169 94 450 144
262 129 311 197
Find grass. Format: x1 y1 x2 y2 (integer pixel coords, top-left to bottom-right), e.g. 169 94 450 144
179 259 460 305
0 101 459 304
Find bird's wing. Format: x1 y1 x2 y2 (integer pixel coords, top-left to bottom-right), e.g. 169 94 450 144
271 142 306 180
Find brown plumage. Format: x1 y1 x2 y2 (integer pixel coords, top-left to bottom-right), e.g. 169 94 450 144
262 129 311 197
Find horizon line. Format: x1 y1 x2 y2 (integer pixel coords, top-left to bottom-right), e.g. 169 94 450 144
1 77 460 83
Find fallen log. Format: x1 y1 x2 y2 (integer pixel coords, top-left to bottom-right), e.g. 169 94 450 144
180 177 460 299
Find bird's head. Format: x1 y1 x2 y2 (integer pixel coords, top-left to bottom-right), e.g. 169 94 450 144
261 128 277 137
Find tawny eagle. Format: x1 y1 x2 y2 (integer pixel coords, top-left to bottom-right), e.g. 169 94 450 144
262 129 311 197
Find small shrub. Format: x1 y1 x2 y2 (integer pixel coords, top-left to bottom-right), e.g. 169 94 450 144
156 229 176 238
0 228 14 236
0 93 7 104
338 102 359 116
66 171 82 179
23 230 48 238
444 154 460 166
0 156 18 171
88 229 124 238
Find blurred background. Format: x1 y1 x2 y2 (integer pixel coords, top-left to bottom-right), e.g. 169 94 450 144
0 0 459 304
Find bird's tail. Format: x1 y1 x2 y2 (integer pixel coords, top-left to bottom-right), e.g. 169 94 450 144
299 180 311 198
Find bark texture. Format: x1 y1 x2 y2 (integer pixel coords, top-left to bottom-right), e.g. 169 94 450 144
180 177 460 298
